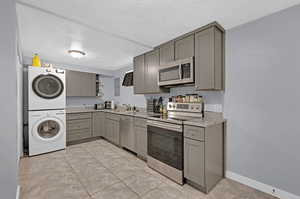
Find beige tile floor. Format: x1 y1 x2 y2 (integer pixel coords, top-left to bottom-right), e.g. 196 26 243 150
20 139 277 199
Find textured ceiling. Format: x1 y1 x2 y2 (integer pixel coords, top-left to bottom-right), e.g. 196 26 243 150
17 0 300 70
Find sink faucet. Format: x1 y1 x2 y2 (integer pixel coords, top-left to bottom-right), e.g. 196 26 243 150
126 104 132 111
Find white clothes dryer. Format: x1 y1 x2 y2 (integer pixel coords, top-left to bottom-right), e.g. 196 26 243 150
28 109 66 156
28 66 66 110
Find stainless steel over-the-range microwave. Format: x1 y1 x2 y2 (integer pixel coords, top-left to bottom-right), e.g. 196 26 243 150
158 57 194 86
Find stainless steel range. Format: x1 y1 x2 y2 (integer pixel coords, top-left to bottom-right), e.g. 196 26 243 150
147 102 203 185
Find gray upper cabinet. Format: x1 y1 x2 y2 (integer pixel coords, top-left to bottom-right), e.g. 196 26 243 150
133 54 145 94
66 70 96 96
134 50 169 94
195 27 224 90
144 49 162 94
175 34 195 60
159 41 175 65
133 22 225 92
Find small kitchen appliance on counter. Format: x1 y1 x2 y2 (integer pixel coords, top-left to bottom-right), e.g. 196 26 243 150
147 97 163 113
94 103 105 110
158 57 194 86
104 101 115 109
147 100 204 185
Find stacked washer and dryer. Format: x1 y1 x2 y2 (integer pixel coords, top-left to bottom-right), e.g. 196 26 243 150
28 66 66 156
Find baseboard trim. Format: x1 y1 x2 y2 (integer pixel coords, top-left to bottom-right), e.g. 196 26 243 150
226 171 300 199
16 185 20 199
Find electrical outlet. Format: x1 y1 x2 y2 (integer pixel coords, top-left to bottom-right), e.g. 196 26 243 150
205 104 223 112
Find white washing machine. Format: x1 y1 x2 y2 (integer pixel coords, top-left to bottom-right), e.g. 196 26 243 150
29 109 66 156
28 66 66 110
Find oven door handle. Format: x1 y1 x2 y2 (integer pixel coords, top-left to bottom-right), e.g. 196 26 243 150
178 65 182 80
147 120 182 132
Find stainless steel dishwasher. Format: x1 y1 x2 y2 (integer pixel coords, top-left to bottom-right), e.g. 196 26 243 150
120 115 135 152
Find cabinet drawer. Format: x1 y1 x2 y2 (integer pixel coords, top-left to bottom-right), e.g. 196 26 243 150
184 125 205 141
67 113 92 120
106 113 120 121
134 117 147 128
67 119 91 131
67 129 92 141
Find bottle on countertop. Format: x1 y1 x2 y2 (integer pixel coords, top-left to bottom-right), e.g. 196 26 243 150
32 53 41 67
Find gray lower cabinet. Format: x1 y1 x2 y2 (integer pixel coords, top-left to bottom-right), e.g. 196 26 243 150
66 113 92 143
184 138 205 187
92 112 105 137
105 113 120 145
159 41 175 65
120 116 135 152
195 27 224 90
175 34 195 60
66 70 96 96
184 123 224 193
134 118 147 159
133 54 145 94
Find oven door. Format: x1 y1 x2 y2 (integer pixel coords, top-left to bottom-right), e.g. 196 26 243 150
147 120 183 170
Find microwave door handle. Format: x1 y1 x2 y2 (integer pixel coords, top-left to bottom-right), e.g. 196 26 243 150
178 65 182 80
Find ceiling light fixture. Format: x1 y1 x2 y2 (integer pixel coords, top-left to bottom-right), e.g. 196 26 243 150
68 50 86 59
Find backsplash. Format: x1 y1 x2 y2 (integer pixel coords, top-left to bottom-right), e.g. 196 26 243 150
145 86 224 112
67 97 103 107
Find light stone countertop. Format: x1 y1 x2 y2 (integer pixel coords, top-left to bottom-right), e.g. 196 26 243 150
65 107 225 127
65 107 159 119
183 112 226 127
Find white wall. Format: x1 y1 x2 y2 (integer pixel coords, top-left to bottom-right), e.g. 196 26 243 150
17 49 23 160
0 0 18 198
224 4 300 197
112 66 146 107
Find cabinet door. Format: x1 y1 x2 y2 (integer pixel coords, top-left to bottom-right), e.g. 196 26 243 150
159 41 175 65
175 35 194 60
92 112 105 137
121 116 135 152
66 70 81 96
135 126 147 159
144 49 160 93
88 73 96 96
184 138 205 187
133 54 145 94
80 72 96 96
112 120 120 145
104 118 112 141
66 70 96 96
195 27 223 90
